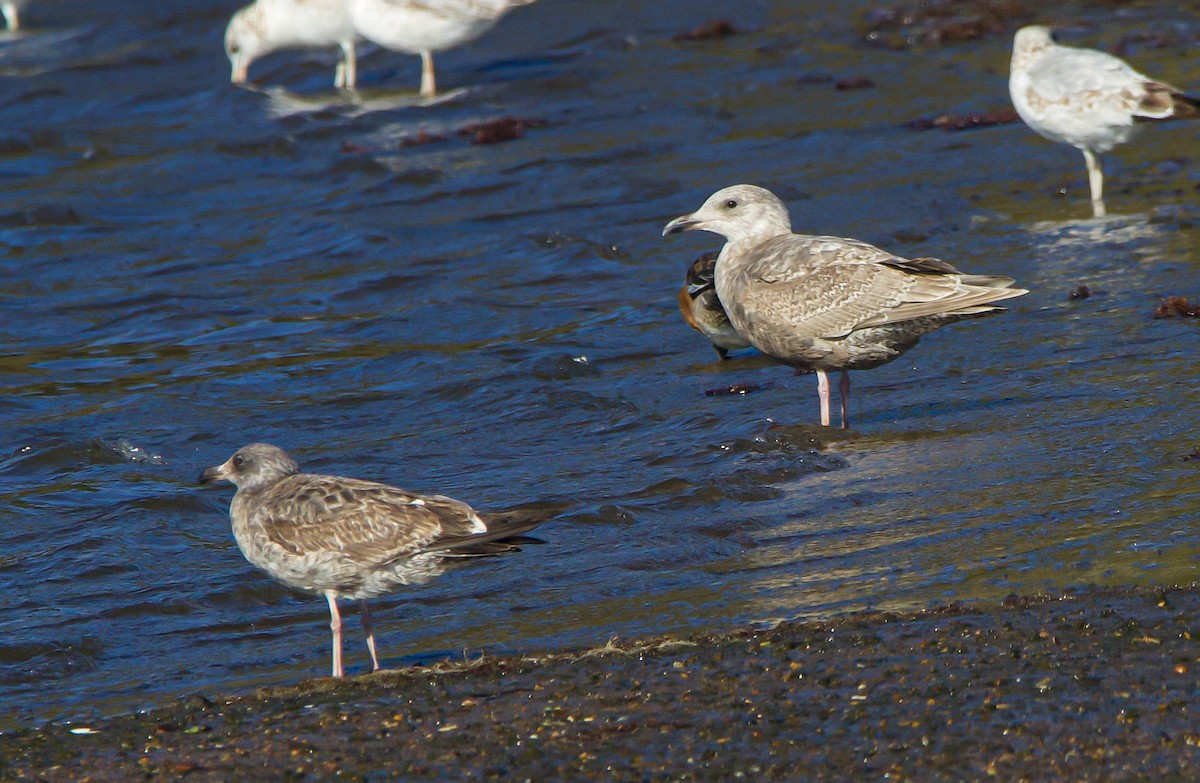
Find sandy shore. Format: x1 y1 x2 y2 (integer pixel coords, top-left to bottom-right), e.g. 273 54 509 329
5 584 1200 781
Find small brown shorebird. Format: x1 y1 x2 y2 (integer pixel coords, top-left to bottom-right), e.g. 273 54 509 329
678 251 752 359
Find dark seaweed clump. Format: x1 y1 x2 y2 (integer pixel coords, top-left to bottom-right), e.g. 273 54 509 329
861 0 1028 49
458 117 548 145
672 20 738 42
1154 296 1200 318
907 108 1020 131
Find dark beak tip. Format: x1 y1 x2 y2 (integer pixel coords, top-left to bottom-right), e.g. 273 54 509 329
198 467 221 485
662 216 699 237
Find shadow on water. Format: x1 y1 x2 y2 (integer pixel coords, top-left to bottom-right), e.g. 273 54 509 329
0 0 1199 729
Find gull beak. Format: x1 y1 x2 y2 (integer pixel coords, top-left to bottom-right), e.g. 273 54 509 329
230 59 248 84
199 458 234 485
662 214 702 237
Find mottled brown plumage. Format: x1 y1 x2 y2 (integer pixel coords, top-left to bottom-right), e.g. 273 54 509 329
200 443 556 677
663 185 1027 428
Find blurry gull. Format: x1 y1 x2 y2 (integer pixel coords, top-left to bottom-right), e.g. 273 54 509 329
1010 25 1200 217
679 251 752 360
663 185 1027 429
2 0 28 31
225 0 359 89
200 443 557 678
346 0 537 97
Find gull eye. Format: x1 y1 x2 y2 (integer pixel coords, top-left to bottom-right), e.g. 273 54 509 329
233 455 245 469
724 199 738 209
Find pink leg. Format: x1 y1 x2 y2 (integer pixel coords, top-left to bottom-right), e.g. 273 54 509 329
838 370 850 430
325 591 344 678
816 370 831 427
419 50 436 98
360 599 380 672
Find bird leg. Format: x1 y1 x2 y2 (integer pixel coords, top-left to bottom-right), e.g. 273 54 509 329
838 370 850 430
337 40 357 90
1082 148 1106 217
419 50 436 98
1 1 17 31
2 2 18 31
816 369 831 427
360 599 380 671
325 591 344 678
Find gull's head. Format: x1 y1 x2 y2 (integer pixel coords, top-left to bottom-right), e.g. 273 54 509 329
1013 25 1056 58
225 6 267 84
200 443 300 491
663 185 792 245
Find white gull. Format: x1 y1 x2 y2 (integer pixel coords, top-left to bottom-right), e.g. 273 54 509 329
225 0 359 89
1009 25 1200 217
346 0 537 97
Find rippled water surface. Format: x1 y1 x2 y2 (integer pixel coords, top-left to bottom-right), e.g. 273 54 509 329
2 0 1199 728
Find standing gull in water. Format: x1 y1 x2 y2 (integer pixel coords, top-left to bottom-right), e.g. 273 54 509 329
679 252 752 360
346 0 537 98
1009 25 1200 217
664 185 1027 429
225 0 359 89
200 443 556 678
2 0 28 31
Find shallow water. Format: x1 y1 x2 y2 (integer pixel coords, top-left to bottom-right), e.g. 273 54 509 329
1 0 1199 729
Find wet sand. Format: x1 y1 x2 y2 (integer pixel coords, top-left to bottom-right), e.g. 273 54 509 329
5 584 1200 781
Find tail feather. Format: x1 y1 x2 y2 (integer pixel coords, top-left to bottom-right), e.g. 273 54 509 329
1136 82 1200 120
424 501 567 556
957 274 1019 289
1172 92 1200 119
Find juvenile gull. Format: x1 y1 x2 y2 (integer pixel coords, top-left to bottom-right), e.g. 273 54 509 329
346 0 537 97
1 0 28 31
1009 25 1200 217
200 443 556 678
663 185 1027 429
679 252 752 360
225 0 359 89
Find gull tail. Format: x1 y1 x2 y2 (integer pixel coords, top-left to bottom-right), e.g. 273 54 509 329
426 501 568 557
1171 92 1200 120
1135 82 1200 121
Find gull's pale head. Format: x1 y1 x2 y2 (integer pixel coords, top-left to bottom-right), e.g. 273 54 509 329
1013 25 1056 58
225 6 268 84
200 443 300 491
662 184 792 245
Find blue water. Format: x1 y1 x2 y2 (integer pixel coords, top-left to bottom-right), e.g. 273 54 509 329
2 0 1199 729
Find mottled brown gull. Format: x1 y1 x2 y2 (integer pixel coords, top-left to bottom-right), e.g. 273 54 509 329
200 443 556 678
225 0 359 89
1010 25 1199 218
663 185 1028 429
679 252 752 360
346 0 537 97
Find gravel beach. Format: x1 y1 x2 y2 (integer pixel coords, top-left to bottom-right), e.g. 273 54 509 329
5 584 1200 782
